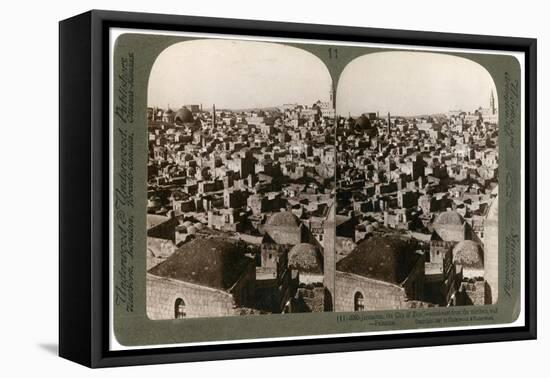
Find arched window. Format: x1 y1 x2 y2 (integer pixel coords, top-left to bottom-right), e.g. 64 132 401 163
354 291 365 311
175 298 186 319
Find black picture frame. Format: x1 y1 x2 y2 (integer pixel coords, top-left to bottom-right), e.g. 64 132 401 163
59 9 537 368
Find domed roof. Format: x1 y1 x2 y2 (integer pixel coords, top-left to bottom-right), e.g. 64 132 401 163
266 211 300 228
163 108 174 115
355 115 372 129
174 106 194 124
288 243 322 274
336 236 421 285
148 238 252 290
434 210 464 226
453 240 484 269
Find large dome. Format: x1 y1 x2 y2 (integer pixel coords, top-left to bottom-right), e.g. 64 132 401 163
148 238 252 290
354 115 378 138
288 243 322 274
434 210 464 226
174 106 194 124
266 211 300 228
453 240 484 269
336 236 421 285
355 115 372 130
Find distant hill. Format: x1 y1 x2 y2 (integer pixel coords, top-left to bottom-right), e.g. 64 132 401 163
401 113 447 120
203 106 281 113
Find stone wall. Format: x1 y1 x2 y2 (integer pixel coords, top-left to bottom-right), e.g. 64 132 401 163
335 272 407 311
429 240 454 265
462 267 485 280
458 279 487 306
298 273 324 285
401 255 426 301
260 243 289 272
294 286 325 312
230 263 256 308
147 274 236 319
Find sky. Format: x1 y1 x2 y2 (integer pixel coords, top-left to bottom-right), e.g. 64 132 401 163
336 51 498 117
148 39 332 110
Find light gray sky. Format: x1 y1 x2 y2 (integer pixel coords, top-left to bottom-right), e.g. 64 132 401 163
336 51 498 117
148 39 332 109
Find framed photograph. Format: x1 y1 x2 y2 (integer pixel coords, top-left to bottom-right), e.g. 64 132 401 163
59 10 537 368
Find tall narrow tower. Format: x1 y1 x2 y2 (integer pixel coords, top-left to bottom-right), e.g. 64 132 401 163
387 112 391 136
212 104 216 128
323 204 336 311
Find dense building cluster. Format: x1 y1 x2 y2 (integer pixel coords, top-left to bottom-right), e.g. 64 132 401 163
332 92 499 310
146 98 336 318
145 91 499 319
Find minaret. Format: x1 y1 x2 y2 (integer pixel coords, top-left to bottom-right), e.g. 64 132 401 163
387 112 391 136
323 204 336 311
212 104 216 128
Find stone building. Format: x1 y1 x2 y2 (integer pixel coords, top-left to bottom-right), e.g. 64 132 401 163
425 234 459 306
456 278 487 306
418 193 437 214
452 239 490 306
207 208 245 232
227 149 255 180
259 233 289 275
398 189 418 209
162 108 174 123
334 236 425 311
247 193 286 216
255 232 295 313
223 188 248 208
253 211 322 313
147 238 256 319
